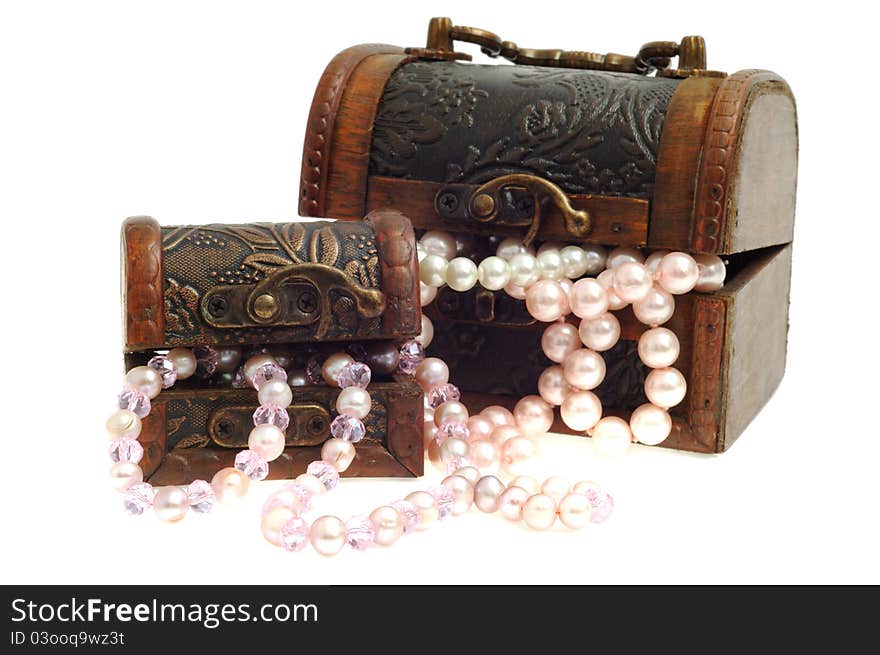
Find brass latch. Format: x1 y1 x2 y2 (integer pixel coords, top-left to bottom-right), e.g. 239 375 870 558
407 16 725 78
202 262 385 338
436 174 591 247
209 403 331 448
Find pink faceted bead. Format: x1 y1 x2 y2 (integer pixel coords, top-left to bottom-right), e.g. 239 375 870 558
186 479 216 513
436 420 470 444
306 460 339 490
253 404 290 431
306 354 327 385
251 362 288 390
398 340 425 374
574 482 615 523
147 355 177 389
234 449 269 481
392 500 419 534
345 515 376 550
337 362 372 389
193 345 219 377
330 414 366 443
109 437 144 464
122 482 155 516
427 383 461 408
430 486 455 520
118 388 150 419
280 516 310 552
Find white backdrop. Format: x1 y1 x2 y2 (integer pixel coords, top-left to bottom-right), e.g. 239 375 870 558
1 0 876 584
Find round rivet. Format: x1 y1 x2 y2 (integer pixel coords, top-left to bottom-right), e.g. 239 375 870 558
253 293 279 320
472 193 495 217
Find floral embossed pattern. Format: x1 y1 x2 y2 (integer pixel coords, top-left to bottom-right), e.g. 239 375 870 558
369 62 679 199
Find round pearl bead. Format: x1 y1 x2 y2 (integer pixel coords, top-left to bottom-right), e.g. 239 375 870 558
415 357 449 392
500 436 536 475
597 269 628 310
508 253 541 287
559 245 589 279
481 405 515 428
477 256 511 290
633 285 675 326
569 278 609 320
606 246 644 268
693 253 726 292
321 352 354 386
504 282 527 299
405 491 439 530
288 369 308 387
321 437 356 472
369 506 404 546
336 386 371 419
106 409 142 440
466 415 495 442
153 486 189 523
416 315 434 349
420 230 457 260
557 493 593 529
541 322 581 363
167 348 197 380
124 366 163 400
537 249 565 280
488 425 521 447
248 424 286 461
439 437 469 467
310 516 346 556
264 488 308 514
295 473 326 496
560 390 602 432
420 254 448 288
645 250 670 275
581 244 608 274
578 312 621 352
541 476 571 501
469 439 500 469
257 379 293 408
638 327 680 368
657 252 699 294
434 400 469 426
498 485 530 521
441 475 475 515
211 467 250 501
591 417 633 456
525 280 568 322
496 237 535 261
612 262 653 303
513 395 554 436
261 506 296 546
445 257 479 291
452 466 481 485
420 281 437 306
215 346 243 374
562 348 606 390
629 403 672 446
644 367 687 408
522 494 557 530
474 475 506 513
509 475 540 495
109 461 143 492
363 342 399 375
538 365 573 406
242 354 276 386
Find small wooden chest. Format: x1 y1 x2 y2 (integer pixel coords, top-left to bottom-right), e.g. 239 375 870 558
299 18 798 453
122 211 424 484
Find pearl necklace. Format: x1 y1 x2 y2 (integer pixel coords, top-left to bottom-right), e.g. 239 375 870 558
107 230 725 556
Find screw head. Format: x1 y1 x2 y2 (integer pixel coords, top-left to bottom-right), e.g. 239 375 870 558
438 192 460 214
297 290 318 314
207 295 229 317
308 415 326 435
215 418 235 438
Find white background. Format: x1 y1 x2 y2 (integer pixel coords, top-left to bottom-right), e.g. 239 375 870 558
1 0 877 585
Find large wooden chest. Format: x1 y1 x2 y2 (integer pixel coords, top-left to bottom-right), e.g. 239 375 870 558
122 212 424 484
298 18 798 453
